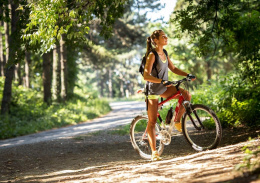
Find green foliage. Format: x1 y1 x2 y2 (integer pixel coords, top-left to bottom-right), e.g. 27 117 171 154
108 124 131 136
215 73 260 127
23 0 126 52
235 138 260 173
82 0 163 98
190 75 259 127
202 118 216 130
159 73 260 128
172 0 260 86
190 83 220 111
0 80 111 139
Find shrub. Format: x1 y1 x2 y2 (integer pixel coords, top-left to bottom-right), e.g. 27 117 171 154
0 84 111 139
216 74 260 127
235 138 260 173
159 73 260 128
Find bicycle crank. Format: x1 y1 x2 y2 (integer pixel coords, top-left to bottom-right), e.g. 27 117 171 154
159 130 171 145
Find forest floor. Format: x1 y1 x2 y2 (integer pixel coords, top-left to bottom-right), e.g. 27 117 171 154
0 126 260 183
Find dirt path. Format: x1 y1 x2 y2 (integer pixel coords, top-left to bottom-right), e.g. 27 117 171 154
0 101 259 182
0 101 145 148
0 126 259 183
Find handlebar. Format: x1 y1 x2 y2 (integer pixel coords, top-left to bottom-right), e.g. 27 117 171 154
169 75 195 85
137 76 195 94
168 75 195 90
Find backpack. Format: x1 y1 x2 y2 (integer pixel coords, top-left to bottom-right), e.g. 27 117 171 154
139 49 168 110
139 49 168 78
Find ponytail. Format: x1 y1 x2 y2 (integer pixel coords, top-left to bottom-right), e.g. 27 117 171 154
146 36 153 58
145 30 163 58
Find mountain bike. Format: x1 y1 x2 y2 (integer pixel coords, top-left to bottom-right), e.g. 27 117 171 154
130 77 222 159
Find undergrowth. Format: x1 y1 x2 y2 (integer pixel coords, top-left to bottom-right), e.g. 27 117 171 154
235 137 260 176
0 82 111 140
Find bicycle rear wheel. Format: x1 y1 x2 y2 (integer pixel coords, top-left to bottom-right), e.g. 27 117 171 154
182 104 222 151
130 115 164 159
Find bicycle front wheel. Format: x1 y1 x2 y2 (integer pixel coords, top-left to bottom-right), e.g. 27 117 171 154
182 104 222 151
130 115 164 159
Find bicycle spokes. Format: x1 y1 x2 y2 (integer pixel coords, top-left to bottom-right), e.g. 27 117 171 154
182 104 222 151
130 116 164 159
187 112 203 131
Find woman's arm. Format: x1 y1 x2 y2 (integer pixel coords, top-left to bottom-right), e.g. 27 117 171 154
167 56 188 76
143 52 162 83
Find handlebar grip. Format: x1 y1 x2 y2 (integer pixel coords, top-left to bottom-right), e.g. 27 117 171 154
187 74 196 79
169 81 178 85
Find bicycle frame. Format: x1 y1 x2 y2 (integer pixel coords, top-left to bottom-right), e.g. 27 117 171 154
157 90 185 123
157 90 204 132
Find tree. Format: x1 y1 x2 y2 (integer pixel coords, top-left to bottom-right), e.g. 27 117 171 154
23 0 126 53
81 0 162 98
4 2 10 68
171 0 260 86
42 51 52 104
161 0 235 84
1 0 19 114
24 51 30 88
52 43 60 102
21 0 127 102
60 34 67 101
0 18 4 76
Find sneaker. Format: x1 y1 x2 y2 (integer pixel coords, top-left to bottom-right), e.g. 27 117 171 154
174 122 182 132
151 151 162 161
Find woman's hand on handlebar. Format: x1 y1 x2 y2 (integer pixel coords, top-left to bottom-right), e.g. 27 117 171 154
161 80 172 87
187 74 196 81
161 74 196 87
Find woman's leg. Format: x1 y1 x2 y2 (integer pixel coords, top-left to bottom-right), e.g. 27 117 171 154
147 98 159 152
175 87 191 121
160 86 191 122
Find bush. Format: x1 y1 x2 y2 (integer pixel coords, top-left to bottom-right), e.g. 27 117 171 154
159 73 260 128
235 138 260 173
0 84 111 140
216 74 260 127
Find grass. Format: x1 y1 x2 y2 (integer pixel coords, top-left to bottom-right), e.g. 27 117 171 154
0 85 111 140
73 125 131 141
73 131 103 140
107 124 131 136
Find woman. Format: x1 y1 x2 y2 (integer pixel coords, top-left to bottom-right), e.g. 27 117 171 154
143 30 195 161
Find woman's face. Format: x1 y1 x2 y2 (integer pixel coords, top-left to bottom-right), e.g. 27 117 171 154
154 31 168 46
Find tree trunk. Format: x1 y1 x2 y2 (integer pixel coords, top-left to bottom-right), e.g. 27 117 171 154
24 51 30 88
97 70 104 97
108 69 113 98
52 44 60 102
14 63 22 85
0 7 2 76
4 19 9 68
60 35 67 101
42 51 52 105
120 78 124 98
1 2 18 114
206 61 212 81
0 21 4 76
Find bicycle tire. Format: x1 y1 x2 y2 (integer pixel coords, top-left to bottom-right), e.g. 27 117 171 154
182 104 222 151
130 115 164 159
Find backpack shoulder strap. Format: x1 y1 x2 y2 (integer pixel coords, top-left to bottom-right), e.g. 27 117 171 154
151 50 159 78
163 49 168 57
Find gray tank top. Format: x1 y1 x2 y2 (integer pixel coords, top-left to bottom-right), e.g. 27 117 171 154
147 50 168 95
